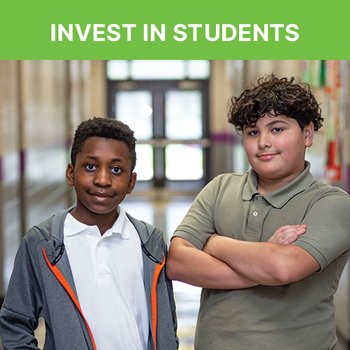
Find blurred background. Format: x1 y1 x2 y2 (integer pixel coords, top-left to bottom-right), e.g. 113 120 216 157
0 60 349 349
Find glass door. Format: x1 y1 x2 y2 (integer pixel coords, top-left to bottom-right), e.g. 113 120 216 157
114 90 154 182
108 80 209 192
164 90 205 182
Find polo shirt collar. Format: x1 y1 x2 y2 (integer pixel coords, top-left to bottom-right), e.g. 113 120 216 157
242 161 316 208
64 206 130 239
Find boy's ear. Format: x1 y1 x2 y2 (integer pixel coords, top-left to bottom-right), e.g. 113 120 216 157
304 122 314 147
127 172 137 194
66 163 75 187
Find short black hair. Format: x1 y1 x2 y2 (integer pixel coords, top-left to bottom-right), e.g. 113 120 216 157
70 117 137 171
227 74 323 133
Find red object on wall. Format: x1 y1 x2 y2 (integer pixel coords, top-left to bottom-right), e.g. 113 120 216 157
326 140 342 182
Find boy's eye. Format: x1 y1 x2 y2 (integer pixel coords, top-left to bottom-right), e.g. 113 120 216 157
272 127 284 133
111 167 122 174
85 164 97 171
246 130 259 136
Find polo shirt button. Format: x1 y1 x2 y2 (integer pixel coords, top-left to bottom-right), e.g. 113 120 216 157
253 211 258 216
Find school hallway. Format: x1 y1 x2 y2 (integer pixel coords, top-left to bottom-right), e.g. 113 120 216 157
1 60 350 349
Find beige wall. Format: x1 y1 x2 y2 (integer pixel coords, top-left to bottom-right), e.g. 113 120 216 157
0 61 19 156
0 61 20 296
0 60 107 294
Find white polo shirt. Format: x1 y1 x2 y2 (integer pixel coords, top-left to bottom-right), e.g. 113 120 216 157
63 207 149 350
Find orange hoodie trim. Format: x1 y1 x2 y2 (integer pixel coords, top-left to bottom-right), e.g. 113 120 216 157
151 256 166 350
42 248 97 350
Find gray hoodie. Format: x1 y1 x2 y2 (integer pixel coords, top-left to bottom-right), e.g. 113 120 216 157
0 208 178 350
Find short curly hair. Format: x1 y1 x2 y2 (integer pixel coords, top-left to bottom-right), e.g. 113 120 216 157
70 117 137 171
227 74 323 133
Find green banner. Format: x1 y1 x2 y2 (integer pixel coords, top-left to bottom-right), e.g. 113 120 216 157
1 0 348 59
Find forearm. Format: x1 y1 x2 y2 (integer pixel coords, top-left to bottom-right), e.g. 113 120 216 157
205 237 283 285
205 235 319 285
167 237 257 289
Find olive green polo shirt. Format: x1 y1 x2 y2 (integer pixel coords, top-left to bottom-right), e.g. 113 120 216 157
173 162 350 350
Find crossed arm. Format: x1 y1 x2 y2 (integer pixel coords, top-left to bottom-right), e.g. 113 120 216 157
166 224 320 289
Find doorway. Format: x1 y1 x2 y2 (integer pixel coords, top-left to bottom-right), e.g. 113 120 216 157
107 61 210 192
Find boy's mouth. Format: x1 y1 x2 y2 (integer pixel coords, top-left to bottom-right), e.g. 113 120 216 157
257 152 277 160
90 191 112 198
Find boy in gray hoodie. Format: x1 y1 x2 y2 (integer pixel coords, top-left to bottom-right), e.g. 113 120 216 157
0 117 178 350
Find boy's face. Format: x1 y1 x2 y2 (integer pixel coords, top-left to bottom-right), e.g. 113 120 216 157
242 114 313 189
66 137 136 225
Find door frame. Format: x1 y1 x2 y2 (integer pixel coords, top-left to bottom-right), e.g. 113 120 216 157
107 79 210 192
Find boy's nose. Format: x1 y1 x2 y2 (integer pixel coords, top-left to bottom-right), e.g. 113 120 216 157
258 133 272 149
94 168 112 187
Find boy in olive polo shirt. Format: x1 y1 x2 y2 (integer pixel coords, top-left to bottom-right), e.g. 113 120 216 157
167 74 350 350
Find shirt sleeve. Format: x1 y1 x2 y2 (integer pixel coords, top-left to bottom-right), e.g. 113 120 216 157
0 234 42 349
172 176 220 250
293 189 350 270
